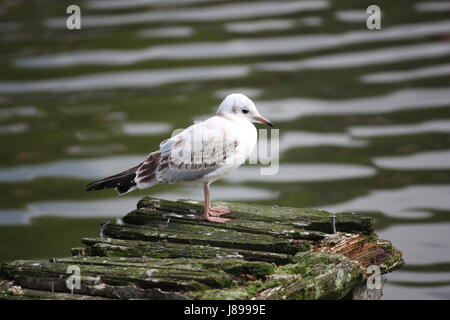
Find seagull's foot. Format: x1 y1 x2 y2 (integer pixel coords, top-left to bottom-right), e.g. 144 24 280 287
209 205 231 217
205 215 230 223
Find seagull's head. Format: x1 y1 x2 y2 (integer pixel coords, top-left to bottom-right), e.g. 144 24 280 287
217 93 273 127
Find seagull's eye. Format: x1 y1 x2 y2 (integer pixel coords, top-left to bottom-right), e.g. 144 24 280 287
242 108 249 114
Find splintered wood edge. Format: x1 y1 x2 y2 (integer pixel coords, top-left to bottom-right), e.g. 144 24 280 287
312 233 404 275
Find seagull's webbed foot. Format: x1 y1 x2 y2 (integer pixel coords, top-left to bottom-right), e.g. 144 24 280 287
205 215 230 223
203 183 230 223
208 205 231 217
204 206 230 223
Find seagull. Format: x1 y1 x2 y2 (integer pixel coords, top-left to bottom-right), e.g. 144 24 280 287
86 93 273 223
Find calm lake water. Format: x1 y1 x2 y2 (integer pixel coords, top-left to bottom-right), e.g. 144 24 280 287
1 0 450 299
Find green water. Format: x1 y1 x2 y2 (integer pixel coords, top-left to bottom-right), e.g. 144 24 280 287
1 0 450 299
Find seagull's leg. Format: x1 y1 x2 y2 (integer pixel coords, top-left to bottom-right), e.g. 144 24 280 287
207 183 231 216
203 182 210 220
203 183 229 223
209 205 231 216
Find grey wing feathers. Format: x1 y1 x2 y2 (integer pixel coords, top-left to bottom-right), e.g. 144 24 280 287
135 123 238 187
86 123 239 193
134 151 161 188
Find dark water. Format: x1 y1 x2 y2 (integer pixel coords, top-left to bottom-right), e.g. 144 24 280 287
1 0 450 299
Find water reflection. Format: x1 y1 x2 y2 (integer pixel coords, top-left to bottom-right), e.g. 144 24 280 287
320 185 450 218
86 0 220 10
334 10 368 23
1 0 450 300
0 156 376 184
65 144 127 156
225 17 322 34
388 270 450 283
0 65 250 93
75 130 111 142
415 1 450 12
0 22 19 33
349 120 450 138
374 150 450 170
0 106 39 119
378 223 450 265
214 88 262 99
138 26 194 38
225 19 297 34
20 20 450 68
257 88 450 122
362 63 450 83
225 164 376 183
0 155 143 182
121 122 172 136
59 105 112 115
0 185 278 225
257 42 450 71
0 123 29 135
383 283 450 300
47 1 329 28
280 131 367 151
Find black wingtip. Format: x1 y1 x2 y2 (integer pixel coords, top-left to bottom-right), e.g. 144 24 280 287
85 180 107 192
85 181 98 192
84 163 140 193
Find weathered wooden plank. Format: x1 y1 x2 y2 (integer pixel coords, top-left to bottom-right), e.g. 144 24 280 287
254 252 364 300
78 237 292 264
123 209 327 241
0 281 108 300
1 272 186 300
53 256 275 279
193 252 363 300
1 259 227 293
313 233 404 274
135 197 374 234
0 197 403 300
102 222 308 255
0 256 275 299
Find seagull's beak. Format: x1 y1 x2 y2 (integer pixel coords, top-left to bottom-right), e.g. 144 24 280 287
255 115 273 127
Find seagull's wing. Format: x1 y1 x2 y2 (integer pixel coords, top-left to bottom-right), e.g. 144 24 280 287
135 122 239 188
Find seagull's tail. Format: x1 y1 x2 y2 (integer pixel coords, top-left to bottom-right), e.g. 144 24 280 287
85 164 141 195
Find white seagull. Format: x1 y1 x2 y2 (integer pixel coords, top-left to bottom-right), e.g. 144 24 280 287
86 93 273 223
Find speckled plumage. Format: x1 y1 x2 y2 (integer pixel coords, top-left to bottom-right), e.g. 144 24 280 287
86 93 272 223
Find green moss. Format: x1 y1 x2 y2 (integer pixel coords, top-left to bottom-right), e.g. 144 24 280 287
296 242 313 252
276 263 308 275
379 241 405 273
200 260 275 279
81 237 292 264
245 278 285 297
244 252 364 300
192 288 249 300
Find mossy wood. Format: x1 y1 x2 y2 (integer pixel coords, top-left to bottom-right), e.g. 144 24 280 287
0 197 403 300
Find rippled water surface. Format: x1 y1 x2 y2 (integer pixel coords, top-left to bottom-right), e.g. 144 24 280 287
1 0 450 299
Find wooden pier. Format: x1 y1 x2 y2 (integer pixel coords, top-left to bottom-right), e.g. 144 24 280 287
0 197 403 300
